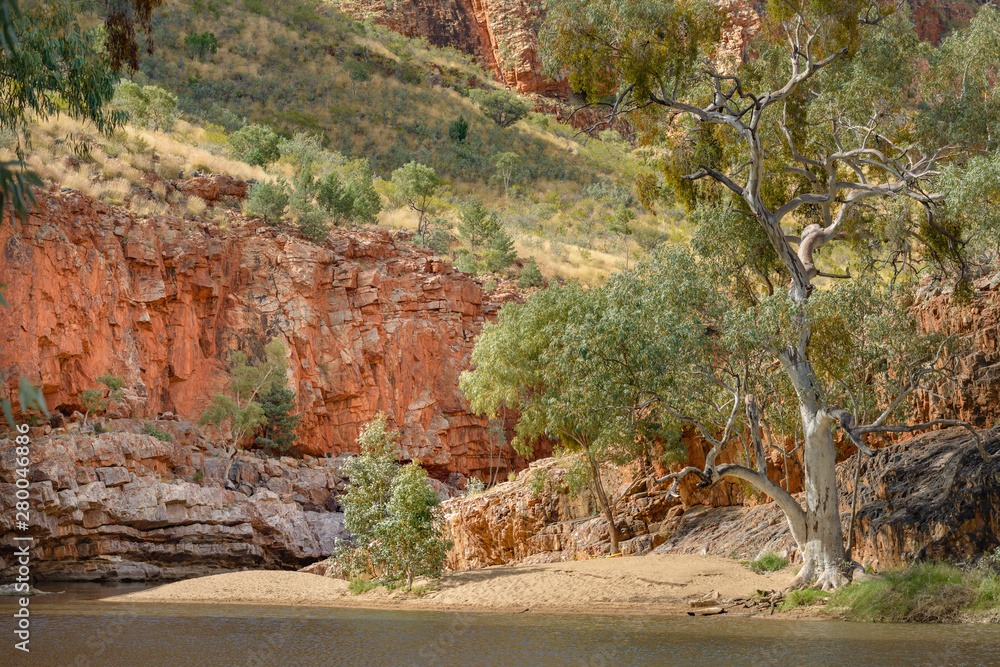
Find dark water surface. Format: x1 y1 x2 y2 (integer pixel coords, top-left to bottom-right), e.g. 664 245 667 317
2 583 999 666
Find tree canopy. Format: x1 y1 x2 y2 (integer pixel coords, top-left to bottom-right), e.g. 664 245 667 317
471 0 1000 588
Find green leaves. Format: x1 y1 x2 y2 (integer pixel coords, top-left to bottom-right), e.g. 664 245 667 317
338 415 450 588
198 339 293 449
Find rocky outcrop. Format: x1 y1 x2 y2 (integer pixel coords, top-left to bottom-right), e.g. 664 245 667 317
337 0 568 97
912 274 1000 429
0 421 349 581
445 428 1000 570
444 457 680 568
0 186 545 481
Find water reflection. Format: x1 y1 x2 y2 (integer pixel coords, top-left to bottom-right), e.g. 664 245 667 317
1 584 998 666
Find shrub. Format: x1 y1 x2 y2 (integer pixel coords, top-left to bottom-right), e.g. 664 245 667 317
142 422 172 442
297 206 329 244
448 115 468 143
470 89 531 128
427 230 450 255
465 477 485 496
348 578 378 595
747 552 789 573
454 252 479 275
228 124 281 167
336 414 451 590
830 562 1000 623
518 257 543 288
244 179 289 224
780 588 829 610
255 384 300 452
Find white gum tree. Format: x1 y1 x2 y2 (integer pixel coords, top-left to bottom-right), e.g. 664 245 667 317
538 0 1000 588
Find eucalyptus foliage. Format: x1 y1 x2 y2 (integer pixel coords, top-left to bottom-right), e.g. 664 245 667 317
337 415 450 589
532 0 1000 588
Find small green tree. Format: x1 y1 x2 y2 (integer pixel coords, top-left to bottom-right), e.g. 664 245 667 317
337 414 451 588
448 115 469 143
607 207 635 270
346 60 371 98
184 32 218 61
112 82 177 131
255 384 300 453
316 171 354 224
470 89 531 128
518 257 543 288
458 199 501 249
391 161 440 239
344 160 382 225
297 206 329 243
378 462 451 590
228 124 281 167
491 152 522 199
79 372 126 426
338 415 402 579
244 179 289 224
484 225 517 273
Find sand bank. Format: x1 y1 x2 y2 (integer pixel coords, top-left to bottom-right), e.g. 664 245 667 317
103 554 794 616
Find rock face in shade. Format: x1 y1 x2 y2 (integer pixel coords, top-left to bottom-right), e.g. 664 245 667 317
0 185 546 482
336 0 569 96
0 422 351 581
445 428 1000 570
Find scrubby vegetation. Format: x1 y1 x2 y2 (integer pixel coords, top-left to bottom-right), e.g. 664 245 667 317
336 415 451 591
746 552 789 574
829 563 1000 623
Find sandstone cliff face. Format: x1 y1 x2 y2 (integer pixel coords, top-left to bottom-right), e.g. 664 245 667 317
0 187 542 480
0 420 349 581
337 0 568 97
446 427 1000 569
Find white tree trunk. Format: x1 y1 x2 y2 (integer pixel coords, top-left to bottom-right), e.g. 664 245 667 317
791 413 848 589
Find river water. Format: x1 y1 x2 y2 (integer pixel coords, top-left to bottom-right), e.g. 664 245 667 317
2 584 999 666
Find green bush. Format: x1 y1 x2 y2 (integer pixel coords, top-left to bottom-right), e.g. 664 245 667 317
780 588 829 610
747 552 789 573
470 89 531 128
229 124 281 167
465 477 485 496
336 414 452 590
517 257 543 288
348 578 378 595
142 422 173 442
830 562 1000 623
244 179 289 224
454 252 479 275
297 206 329 243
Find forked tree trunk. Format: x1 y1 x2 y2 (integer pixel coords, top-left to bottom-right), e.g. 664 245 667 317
586 451 620 555
792 413 847 589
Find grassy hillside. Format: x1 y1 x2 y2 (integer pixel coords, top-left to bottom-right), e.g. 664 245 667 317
9 0 688 283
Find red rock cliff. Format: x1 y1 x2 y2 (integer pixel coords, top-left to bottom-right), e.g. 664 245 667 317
338 0 569 97
0 188 543 481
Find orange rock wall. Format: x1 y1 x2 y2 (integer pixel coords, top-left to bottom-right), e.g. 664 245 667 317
337 0 569 97
0 190 544 480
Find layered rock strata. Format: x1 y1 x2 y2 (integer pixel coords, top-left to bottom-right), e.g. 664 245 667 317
0 420 349 581
336 0 568 97
445 427 1000 570
0 186 544 481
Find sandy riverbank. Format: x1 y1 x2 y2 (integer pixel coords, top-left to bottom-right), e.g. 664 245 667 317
102 554 794 615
